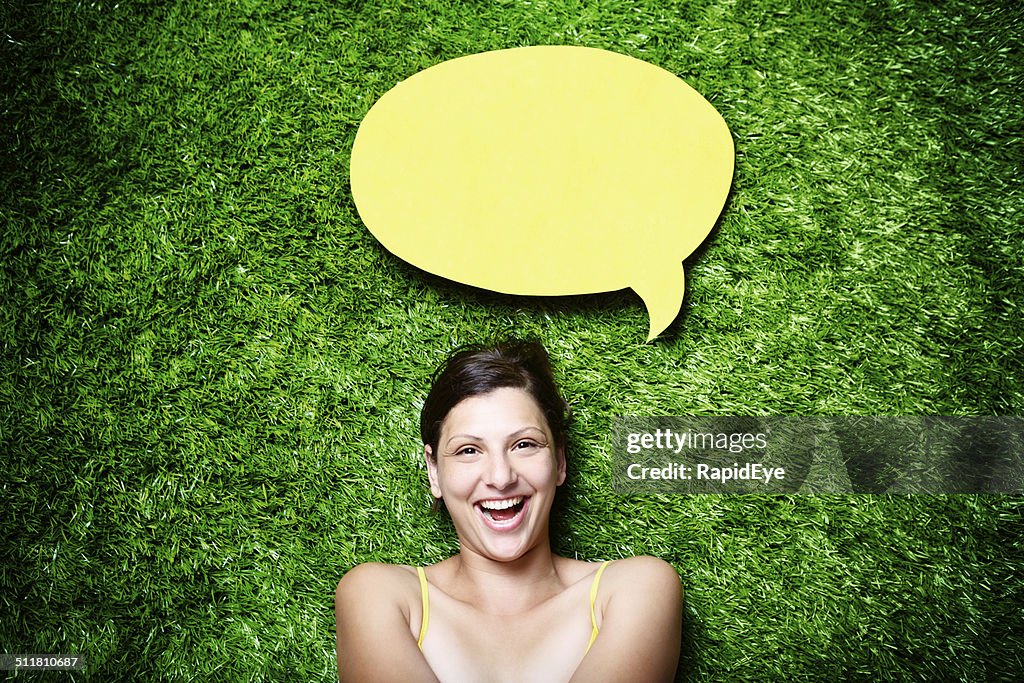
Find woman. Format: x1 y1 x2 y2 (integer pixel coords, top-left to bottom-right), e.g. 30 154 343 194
336 340 682 682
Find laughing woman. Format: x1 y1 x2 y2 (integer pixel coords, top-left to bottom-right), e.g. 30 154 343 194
335 341 683 682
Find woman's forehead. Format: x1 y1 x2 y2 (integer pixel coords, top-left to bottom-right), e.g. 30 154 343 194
440 387 550 437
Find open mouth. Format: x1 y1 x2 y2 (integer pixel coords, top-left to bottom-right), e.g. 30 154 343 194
476 496 528 528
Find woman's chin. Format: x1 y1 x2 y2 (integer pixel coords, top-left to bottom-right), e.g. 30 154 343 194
475 537 539 563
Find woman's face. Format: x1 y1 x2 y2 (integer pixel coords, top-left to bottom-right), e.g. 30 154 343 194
425 387 566 562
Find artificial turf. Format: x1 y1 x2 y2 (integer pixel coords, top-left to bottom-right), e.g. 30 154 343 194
2 0 1022 680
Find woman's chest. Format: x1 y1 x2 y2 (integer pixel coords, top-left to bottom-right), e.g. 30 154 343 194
421 586 594 683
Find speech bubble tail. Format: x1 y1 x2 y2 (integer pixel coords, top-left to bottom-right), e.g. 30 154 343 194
632 263 686 342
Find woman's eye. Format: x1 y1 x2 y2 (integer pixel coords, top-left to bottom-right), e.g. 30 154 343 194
455 446 478 456
514 440 539 450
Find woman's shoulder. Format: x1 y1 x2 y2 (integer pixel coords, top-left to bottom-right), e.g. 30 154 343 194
335 562 421 605
335 563 441 682
605 555 679 577
599 556 683 600
567 557 683 681
553 555 681 593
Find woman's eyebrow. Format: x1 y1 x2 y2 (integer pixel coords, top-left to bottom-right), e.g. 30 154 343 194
444 433 482 446
508 426 547 439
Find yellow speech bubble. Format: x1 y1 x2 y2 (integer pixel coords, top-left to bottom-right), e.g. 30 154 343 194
351 46 733 340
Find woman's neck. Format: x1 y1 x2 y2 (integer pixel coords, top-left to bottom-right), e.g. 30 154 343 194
447 543 566 615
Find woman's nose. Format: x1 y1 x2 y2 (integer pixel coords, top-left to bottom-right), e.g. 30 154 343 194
484 452 517 488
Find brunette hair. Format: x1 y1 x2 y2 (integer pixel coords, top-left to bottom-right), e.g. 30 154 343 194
420 340 571 460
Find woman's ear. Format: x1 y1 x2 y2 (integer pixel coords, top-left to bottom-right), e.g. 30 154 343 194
556 444 566 486
425 444 442 499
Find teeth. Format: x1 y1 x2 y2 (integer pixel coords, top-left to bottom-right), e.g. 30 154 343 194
479 497 523 510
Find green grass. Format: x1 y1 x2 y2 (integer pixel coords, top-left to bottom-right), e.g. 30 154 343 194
2 0 1022 680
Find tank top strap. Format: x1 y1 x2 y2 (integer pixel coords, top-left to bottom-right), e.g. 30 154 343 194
585 561 611 653
416 567 430 650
